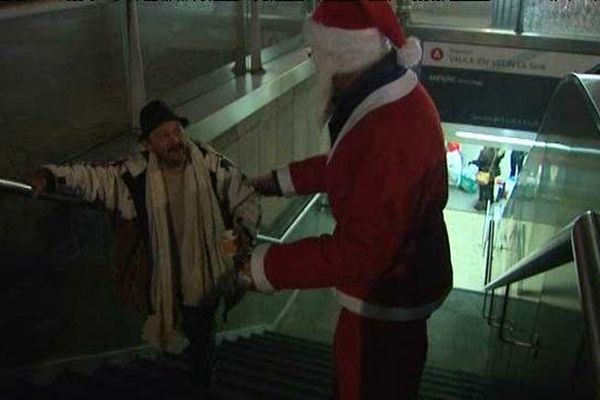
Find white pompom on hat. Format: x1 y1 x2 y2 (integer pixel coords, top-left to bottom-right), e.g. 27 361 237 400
304 0 423 73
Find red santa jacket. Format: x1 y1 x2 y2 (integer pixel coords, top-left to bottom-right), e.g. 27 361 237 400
250 65 453 322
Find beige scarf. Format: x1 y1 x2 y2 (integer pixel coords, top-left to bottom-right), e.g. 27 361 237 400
142 140 231 353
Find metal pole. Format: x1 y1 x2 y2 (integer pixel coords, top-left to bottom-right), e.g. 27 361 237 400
126 0 146 131
515 0 525 34
395 0 412 27
0 178 85 206
249 0 264 74
232 0 247 76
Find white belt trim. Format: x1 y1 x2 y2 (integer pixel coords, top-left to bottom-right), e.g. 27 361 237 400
334 290 444 322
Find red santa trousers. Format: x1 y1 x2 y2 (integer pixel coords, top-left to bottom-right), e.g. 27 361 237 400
333 308 428 400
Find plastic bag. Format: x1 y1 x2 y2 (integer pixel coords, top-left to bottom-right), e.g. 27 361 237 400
460 164 479 193
446 150 462 187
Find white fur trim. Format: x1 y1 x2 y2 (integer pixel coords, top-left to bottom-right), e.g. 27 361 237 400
276 166 296 196
397 36 423 68
327 69 419 164
250 243 275 293
305 19 385 54
305 19 391 74
334 290 444 321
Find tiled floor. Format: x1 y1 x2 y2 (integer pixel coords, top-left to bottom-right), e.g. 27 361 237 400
444 207 487 292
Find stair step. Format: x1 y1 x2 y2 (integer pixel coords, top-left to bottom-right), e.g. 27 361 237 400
209 382 273 400
421 371 489 396
153 353 193 373
211 373 322 400
215 362 331 398
51 373 131 400
89 365 180 398
419 381 486 400
5 331 543 400
90 364 175 396
217 342 334 379
228 337 333 369
423 367 493 388
0 383 60 400
244 334 334 362
260 331 332 353
216 350 333 390
219 339 333 371
130 356 192 384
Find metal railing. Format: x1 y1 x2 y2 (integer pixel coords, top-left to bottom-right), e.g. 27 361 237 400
485 210 600 398
0 178 84 206
481 214 498 325
257 194 322 245
256 193 324 333
480 202 539 349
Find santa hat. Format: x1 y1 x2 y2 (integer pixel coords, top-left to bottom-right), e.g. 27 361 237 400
304 0 422 73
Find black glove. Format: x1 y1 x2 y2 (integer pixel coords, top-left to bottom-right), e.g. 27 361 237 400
250 171 283 196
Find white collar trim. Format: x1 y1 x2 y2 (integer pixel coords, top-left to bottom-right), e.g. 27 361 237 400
327 70 418 164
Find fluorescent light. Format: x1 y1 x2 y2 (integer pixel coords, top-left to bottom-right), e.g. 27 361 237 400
455 130 600 156
455 131 537 147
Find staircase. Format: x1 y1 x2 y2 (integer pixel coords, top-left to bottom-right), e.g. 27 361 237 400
0 331 518 399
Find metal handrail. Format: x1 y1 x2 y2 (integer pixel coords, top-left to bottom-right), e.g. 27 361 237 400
256 192 324 333
485 210 600 398
482 217 499 325
0 178 85 205
485 217 574 290
0 177 322 244
257 194 321 244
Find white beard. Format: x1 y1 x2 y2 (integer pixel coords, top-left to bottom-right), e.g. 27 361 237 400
315 70 334 127
312 50 337 127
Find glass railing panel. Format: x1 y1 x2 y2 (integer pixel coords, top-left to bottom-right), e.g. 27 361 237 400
407 0 600 39
0 47 321 373
219 198 337 344
407 1 494 30
521 0 600 39
198 64 332 342
259 196 313 240
0 2 129 178
440 123 535 292
0 2 137 369
258 0 310 63
487 75 600 394
138 1 239 100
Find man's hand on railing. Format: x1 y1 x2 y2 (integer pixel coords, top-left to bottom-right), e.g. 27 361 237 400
25 168 54 198
250 172 282 197
238 259 256 290
238 260 257 291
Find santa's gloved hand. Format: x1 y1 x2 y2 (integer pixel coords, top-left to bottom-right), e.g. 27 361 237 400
250 172 282 197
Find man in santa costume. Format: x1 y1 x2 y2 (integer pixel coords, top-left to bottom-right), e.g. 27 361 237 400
244 1 453 399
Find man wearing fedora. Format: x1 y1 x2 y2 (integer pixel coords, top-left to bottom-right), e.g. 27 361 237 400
28 100 260 390
244 1 453 399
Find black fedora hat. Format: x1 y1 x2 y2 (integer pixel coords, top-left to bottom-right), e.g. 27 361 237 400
139 100 189 139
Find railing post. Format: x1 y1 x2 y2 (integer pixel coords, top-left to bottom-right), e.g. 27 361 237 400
483 219 500 325
233 0 248 76
515 0 525 34
249 0 265 74
126 0 146 131
395 0 412 27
